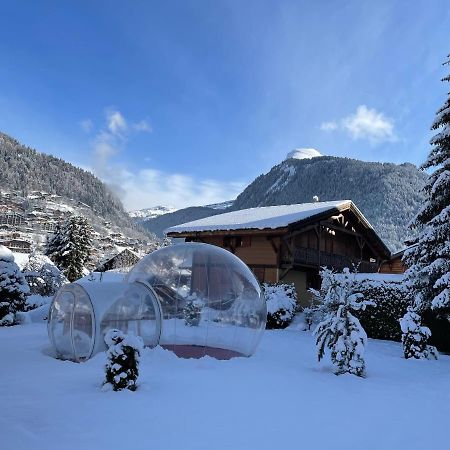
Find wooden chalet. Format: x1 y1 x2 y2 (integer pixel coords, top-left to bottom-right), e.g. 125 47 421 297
166 200 392 304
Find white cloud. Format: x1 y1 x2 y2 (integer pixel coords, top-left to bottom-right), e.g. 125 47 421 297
91 108 152 169
320 105 396 144
320 121 338 131
132 120 152 132
93 130 118 163
79 119 93 133
343 105 395 143
86 107 242 209
107 167 245 210
106 109 127 135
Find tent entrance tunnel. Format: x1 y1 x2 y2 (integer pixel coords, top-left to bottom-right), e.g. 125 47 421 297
48 243 267 362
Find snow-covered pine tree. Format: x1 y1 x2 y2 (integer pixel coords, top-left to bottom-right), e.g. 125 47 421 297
45 216 93 282
0 245 30 326
103 329 143 392
312 268 374 377
183 295 203 326
401 55 450 357
399 307 437 359
45 222 64 262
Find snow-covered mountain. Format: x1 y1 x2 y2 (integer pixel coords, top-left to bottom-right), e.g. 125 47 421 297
204 200 235 210
286 148 322 160
129 206 178 221
141 154 427 252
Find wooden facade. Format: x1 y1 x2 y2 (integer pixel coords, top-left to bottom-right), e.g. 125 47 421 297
167 203 391 304
379 249 407 274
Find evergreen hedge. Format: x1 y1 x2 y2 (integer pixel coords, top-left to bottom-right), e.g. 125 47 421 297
354 279 408 342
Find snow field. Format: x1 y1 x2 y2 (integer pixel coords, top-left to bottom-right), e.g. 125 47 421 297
1 323 449 450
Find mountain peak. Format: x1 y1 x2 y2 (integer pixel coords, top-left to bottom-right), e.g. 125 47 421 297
286 148 322 160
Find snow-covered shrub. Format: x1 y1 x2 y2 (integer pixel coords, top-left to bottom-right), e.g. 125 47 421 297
263 283 297 329
183 295 204 326
0 245 30 326
23 252 67 297
312 268 374 377
103 329 144 392
399 307 438 360
16 295 53 324
302 307 315 330
354 278 408 342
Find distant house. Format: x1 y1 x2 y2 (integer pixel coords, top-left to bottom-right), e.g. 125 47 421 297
166 200 392 303
0 238 32 253
0 212 25 226
95 248 141 272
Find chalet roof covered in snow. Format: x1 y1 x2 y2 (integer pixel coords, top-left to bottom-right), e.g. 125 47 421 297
166 200 365 234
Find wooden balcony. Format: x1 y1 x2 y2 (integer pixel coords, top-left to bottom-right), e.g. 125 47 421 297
284 247 378 273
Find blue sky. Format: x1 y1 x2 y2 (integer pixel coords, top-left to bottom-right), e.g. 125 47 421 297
1 0 449 210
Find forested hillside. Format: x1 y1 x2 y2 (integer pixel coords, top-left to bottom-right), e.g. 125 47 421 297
142 206 221 237
0 132 133 227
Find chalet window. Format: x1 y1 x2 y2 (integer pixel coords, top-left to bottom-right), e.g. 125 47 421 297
223 236 251 248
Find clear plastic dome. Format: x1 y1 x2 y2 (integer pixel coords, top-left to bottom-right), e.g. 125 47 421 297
48 243 266 361
48 281 161 362
125 243 266 358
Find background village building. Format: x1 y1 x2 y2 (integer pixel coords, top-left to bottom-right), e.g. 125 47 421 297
0 238 32 253
95 248 141 272
166 200 394 304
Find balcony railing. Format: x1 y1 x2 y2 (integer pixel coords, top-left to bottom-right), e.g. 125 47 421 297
284 247 378 273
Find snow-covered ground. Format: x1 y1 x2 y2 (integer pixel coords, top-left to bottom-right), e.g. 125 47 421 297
1 323 449 450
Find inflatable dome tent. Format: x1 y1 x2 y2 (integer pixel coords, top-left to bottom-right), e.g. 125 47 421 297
48 243 267 361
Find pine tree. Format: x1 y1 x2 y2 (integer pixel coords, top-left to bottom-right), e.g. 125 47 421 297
183 295 203 326
45 216 93 282
45 222 64 263
0 245 30 326
103 329 143 392
401 55 450 356
312 268 374 377
399 307 437 360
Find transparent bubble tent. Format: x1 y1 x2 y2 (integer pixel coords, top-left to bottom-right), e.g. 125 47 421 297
48 243 267 361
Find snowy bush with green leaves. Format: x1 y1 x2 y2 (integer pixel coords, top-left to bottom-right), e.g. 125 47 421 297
399 307 437 360
354 277 408 342
0 245 29 326
103 329 143 392
312 268 373 377
263 283 297 329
